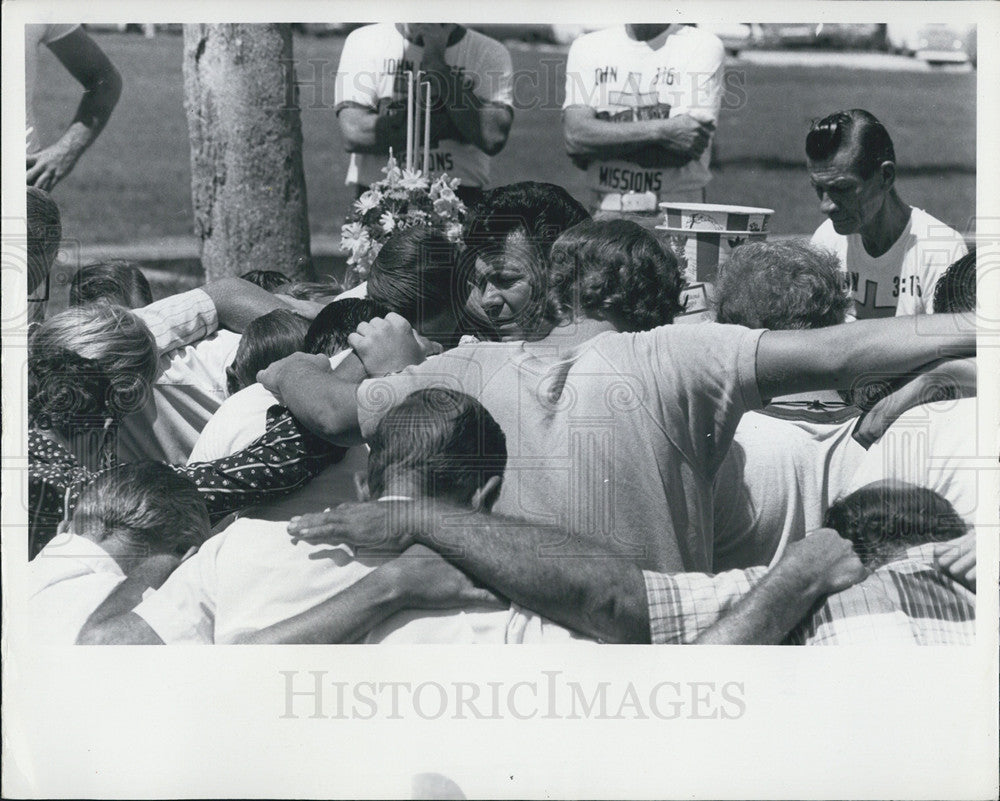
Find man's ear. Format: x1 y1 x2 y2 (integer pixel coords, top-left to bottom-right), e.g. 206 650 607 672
879 160 896 191
354 471 371 502
470 475 502 512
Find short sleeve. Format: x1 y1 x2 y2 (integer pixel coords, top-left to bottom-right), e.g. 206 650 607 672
688 36 725 121
475 39 513 107
29 573 126 645
903 230 968 316
335 27 379 111
644 566 767 644
132 543 221 644
562 37 596 109
188 382 277 463
133 288 218 355
645 324 765 477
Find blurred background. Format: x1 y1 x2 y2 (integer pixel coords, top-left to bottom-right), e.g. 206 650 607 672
32 22 976 296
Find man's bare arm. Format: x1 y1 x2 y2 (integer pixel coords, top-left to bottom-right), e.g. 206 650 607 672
695 529 867 644
337 103 409 155
852 357 976 448
257 352 368 446
563 106 712 165
27 28 122 190
288 500 651 643
199 277 323 333
755 313 976 402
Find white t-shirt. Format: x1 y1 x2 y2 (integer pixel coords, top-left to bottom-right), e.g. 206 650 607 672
25 23 80 153
190 348 356 463
335 24 513 188
563 25 724 200
810 207 967 319
845 397 984 527
115 330 241 465
712 397 866 570
29 533 126 645
356 323 764 573
133 516 583 645
112 288 241 465
189 348 365 519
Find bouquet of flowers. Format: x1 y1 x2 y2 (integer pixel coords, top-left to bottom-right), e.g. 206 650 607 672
340 153 467 283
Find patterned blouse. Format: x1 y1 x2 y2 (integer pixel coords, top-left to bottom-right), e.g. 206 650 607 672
28 407 342 558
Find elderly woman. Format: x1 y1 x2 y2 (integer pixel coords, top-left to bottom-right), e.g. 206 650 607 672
27 302 339 557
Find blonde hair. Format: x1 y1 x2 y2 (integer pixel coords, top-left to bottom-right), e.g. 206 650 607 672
29 301 158 421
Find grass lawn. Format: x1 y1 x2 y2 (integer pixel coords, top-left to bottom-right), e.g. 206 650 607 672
32 29 976 250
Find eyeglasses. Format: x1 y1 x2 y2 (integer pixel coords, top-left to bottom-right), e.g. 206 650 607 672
27 271 50 302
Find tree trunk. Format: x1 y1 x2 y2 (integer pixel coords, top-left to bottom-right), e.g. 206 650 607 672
183 24 312 281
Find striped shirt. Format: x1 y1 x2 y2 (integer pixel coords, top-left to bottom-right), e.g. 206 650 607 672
132 287 218 355
644 543 975 645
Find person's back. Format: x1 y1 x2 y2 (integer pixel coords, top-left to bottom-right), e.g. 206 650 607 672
357 314 760 573
353 218 754 573
130 389 583 643
710 240 867 569
29 463 209 645
843 250 980 526
788 481 975 645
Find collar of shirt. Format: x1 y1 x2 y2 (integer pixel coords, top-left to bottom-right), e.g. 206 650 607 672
33 533 124 580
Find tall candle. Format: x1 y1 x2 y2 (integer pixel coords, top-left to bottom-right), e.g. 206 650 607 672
423 81 432 176
405 70 414 171
413 73 422 174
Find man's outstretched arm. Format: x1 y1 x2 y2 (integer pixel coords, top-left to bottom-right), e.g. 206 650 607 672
755 312 976 402
235 545 503 644
257 352 369 446
288 500 651 643
694 530 867 644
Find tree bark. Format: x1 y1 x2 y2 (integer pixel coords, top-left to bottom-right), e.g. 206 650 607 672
183 24 312 281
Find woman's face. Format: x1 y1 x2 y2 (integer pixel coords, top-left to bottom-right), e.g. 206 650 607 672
468 230 544 341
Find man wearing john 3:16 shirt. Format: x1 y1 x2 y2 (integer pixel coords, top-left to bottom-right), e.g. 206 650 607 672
562 23 724 213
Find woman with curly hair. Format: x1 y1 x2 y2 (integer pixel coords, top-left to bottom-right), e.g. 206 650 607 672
27 303 339 558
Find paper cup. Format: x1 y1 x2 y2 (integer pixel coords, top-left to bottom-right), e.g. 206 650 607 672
658 202 773 233
655 226 767 286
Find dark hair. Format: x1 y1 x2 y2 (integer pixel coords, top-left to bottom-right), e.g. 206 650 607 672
72 462 210 555
240 270 289 292
225 308 309 395
715 240 850 330
547 219 684 331
460 183 590 338
28 302 157 426
273 280 343 302
824 481 967 568
367 227 466 338
27 187 61 295
305 298 390 356
933 249 976 313
805 109 896 179
70 260 154 309
463 181 590 267
367 389 507 504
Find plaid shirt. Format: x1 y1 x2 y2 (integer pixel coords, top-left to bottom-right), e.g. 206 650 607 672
644 543 975 645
